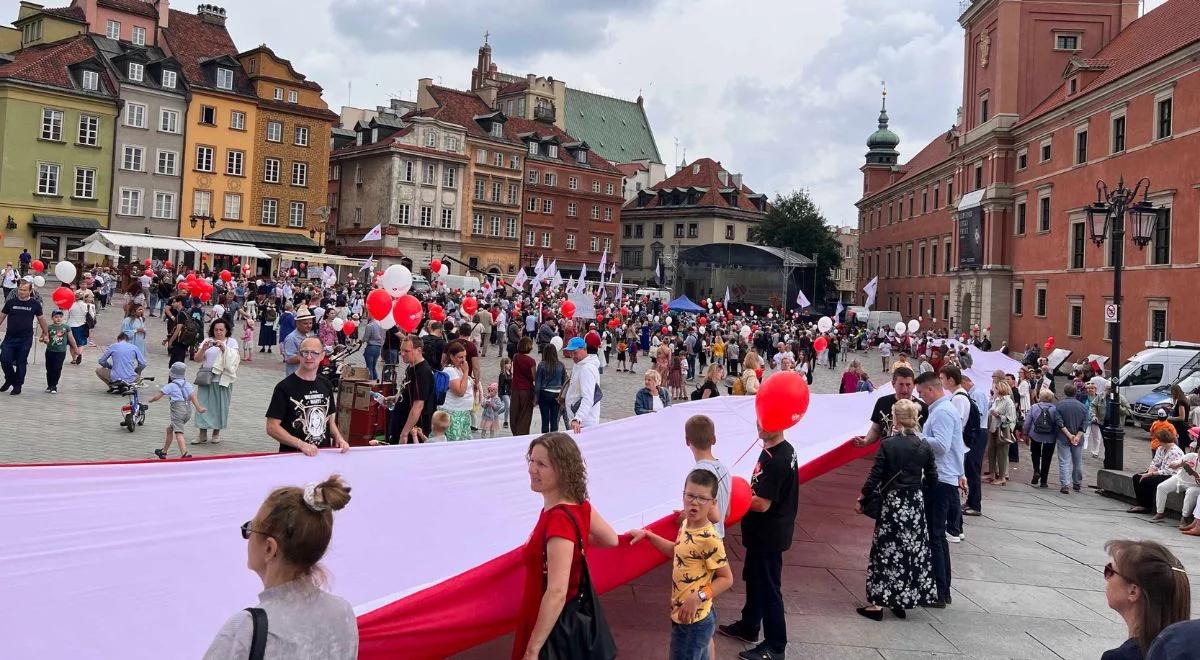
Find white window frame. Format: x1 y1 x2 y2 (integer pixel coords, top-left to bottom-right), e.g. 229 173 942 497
226 149 244 176
541 232 551 248
527 141 538 155
41 108 63 141
291 162 308 187
402 161 414 183
591 205 600 220
82 70 99 91
122 144 145 171
288 201 306 228
568 176 578 190
544 172 555 186
1016 147 1028 171
199 105 216 125
125 102 146 128
132 26 146 46
118 187 143 216
1039 136 1052 163
492 181 502 202
589 236 599 252
1110 107 1127 154
77 114 99 145
567 202 577 217
606 183 614 196
396 204 411 225
161 70 177 89
604 207 612 221
604 237 611 252
442 165 457 188
274 88 283 101
263 158 280 183
566 233 576 250
527 169 538 184
266 121 282 142
526 230 535 246
37 162 60 195
230 110 245 131
1154 87 1174 141
527 197 538 212
440 208 454 230
419 206 433 227
494 152 504 167
106 19 120 40
548 144 558 158
73 167 95 199
195 146 214 172
1073 122 1089 165
1053 31 1082 52
425 130 437 148
543 199 552 213
476 149 487 164
287 90 299 104
591 180 600 193
216 67 234 91
153 191 176 219
445 136 459 152
472 213 484 234
261 199 279 225
1067 297 1084 338
159 108 179 134
423 163 436 185
287 125 307 147
193 190 212 217
128 62 143 83
223 193 242 220
506 217 517 238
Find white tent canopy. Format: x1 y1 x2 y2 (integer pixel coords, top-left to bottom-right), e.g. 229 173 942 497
186 239 269 259
69 240 122 258
84 230 196 253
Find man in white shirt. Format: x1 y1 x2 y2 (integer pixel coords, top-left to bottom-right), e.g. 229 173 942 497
565 336 602 432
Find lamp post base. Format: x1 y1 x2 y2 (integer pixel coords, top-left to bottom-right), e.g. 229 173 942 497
1102 424 1125 471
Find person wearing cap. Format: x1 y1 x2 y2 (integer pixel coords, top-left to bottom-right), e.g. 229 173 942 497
584 328 603 374
564 336 602 432
148 362 206 459
281 306 316 377
41 308 79 394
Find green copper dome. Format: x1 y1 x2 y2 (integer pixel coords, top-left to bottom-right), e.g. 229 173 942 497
866 98 900 150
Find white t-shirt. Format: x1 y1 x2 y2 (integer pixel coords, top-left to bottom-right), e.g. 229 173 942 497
441 365 474 411
879 342 892 357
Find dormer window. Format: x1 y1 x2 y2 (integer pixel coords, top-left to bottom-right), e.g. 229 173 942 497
82 70 99 92
216 67 234 91
274 87 283 101
490 122 503 138
162 70 177 89
1069 78 1078 95
21 19 42 44
128 63 143 82
547 144 558 158
575 150 587 164
288 90 298 104
425 130 437 148
527 141 539 156
132 26 146 46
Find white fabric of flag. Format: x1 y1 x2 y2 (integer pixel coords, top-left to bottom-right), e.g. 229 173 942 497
598 249 607 280
723 286 730 308
513 269 527 288
795 289 810 309
579 263 587 284
548 259 558 278
360 223 383 242
360 255 375 272
836 300 845 320
552 272 565 290
534 255 545 275
863 276 879 309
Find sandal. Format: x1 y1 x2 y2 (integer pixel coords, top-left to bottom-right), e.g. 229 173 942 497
154 449 167 460
180 453 193 459
1126 506 1149 514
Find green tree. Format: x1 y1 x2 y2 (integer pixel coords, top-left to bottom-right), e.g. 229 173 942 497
748 190 844 304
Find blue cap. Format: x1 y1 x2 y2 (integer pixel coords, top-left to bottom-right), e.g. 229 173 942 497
565 337 586 351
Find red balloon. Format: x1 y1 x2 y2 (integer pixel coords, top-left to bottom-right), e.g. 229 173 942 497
51 287 74 309
661 326 669 334
726 477 752 527
31 260 45 273
715 301 722 308
199 291 211 302
813 336 828 352
392 294 423 332
219 269 232 282
430 259 442 273
342 320 356 336
608 318 620 329
756 370 811 433
428 303 446 322
698 316 708 326
365 289 392 321
186 273 197 282
561 300 576 319
462 296 478 316
163 260 172 269
143 258 151 267
143 269 153 277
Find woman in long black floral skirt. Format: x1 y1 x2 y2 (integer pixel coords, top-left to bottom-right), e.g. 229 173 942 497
856 398 940 620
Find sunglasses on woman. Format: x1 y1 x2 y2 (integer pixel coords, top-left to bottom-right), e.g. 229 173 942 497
240 521 269 540
1103 562 1124 581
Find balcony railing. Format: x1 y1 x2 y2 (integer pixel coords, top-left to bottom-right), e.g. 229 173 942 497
533 104 555 123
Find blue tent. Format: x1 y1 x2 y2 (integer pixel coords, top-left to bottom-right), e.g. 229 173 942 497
666 295 706 314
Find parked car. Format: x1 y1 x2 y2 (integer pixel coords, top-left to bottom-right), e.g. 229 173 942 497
1130 350 1200 428
411 274 431 293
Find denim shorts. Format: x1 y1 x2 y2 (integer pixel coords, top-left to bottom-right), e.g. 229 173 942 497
670 607 715 660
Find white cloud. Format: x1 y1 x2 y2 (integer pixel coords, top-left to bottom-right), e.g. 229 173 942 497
224 0 972 227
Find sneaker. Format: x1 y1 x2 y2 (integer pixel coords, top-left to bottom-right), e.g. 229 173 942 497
963 508 982 516
1060 486 1070 494
718 622 759 645
154 449 167 460
738 644 784 660
49 387 57 394
1073 484 1082 492
44 387 52 393
0 381 10 392
9 386 21 395
947 533 962 543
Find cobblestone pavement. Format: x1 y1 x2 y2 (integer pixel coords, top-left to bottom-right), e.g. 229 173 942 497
1 299 866 464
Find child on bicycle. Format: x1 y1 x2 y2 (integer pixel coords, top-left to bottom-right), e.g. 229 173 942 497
149 361 206 459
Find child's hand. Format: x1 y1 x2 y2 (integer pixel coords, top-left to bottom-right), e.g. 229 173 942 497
197 406 207 414
677 592 702 622
626 528 648 544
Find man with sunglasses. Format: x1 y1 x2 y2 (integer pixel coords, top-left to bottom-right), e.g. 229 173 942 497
266 336 349 455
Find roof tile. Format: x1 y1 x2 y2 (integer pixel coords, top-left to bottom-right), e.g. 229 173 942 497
623 157 764 213
160 8 249 95
0 35 112 93
564 88 662 164
98 0 158 19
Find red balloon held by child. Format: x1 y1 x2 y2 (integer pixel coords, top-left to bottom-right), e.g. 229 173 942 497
561 300 576 319
461 296 478 316
813 336 828 353
755 370 811 433
726 477 752 527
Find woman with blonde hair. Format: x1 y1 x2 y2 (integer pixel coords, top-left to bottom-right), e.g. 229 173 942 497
514 433 619 660
634 368 671 414
1101 539 1190 659
736 353 761 395
203 474 357 659
987 380 1017 485
855 399 938 620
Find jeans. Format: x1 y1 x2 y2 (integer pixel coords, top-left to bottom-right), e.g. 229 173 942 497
670 608 715 660
739 548 786 653
0 335 34 387
925 482 958 602
964 428 988 511
1030 441 1055 485
148 293 159 316
1055 438 1084 488
70 325 88 348
45 350 66 389
363 344 381 381
686 353 697 379
537 390 561 433
382 348 399 369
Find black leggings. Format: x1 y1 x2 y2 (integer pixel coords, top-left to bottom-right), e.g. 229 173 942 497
1133 473 1171 510
1030 441 1055 485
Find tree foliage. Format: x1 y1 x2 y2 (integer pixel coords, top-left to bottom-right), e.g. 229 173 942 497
748 190 844 303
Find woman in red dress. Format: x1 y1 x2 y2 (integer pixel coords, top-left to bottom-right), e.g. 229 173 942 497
513 432 619 660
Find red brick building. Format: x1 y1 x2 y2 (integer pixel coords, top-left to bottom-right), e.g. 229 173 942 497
858 0 1200 362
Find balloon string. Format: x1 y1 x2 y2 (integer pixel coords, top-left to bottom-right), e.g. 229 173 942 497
733 437 761 469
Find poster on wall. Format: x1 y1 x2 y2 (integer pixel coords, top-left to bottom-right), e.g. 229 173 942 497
957 189 985 269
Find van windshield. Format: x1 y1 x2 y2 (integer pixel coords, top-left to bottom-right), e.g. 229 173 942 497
1120 361 1164 387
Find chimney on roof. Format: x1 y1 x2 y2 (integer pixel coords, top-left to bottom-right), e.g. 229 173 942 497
196 3 226 26
732 173 743 189
155 0 170 30
717 170 728 186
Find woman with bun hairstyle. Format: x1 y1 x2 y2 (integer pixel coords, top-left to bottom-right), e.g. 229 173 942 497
203 474 358 659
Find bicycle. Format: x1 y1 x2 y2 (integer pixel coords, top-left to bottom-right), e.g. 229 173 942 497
114 376 155 433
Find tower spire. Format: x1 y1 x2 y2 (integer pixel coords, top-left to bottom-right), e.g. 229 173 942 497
865 81 899 166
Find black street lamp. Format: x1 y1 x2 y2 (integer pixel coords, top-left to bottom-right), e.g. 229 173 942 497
1084 176 1163 471
189 213 216 240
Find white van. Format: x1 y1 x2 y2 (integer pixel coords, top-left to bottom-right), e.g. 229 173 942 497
846 306 870 323
866 310 903 333
1116 341 1200 403
432 273 483 292
636 288 672 304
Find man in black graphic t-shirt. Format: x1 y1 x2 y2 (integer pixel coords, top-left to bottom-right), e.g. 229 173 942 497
0 280 48 395
266 336 349 455
852 366 928 447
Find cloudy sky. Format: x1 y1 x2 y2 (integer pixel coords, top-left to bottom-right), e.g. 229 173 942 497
225 0 1169 227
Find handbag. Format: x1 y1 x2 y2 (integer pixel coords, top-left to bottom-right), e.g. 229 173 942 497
860 442 920 520
539 507 617 660
194 368 213 386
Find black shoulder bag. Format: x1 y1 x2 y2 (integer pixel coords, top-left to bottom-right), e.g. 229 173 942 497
860 438 919 520
539 507 617 660
245 607 268 660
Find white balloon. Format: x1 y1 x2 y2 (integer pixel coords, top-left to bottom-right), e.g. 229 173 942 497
550 336 563 351
907 319 921 334
54 260 77 283
212 304 225 317
699 326 706 335
894 321 907 335
817 316 833 333
331 318 345 332
379 264 413 298
378 310 396 330
740 326 752 338
32 275 45 287
438 263 449 276
21 275 33 282
666 316 673 325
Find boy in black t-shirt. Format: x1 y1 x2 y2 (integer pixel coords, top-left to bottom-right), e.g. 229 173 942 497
719 424 798 659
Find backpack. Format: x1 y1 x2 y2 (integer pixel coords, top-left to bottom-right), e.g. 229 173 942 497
432 369 450 406
955 391 982 437
178 317 202 347
1033 405 1056 434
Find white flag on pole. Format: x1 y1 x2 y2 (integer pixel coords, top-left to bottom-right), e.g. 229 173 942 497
578 263 587 285
553 272 565 290
723 286 730 308
534 255 545 275
795 289 810 309
835 300 845 320
598 249 607 279
360 223 383 242
513 268 528 289
548 259 558 278
359 255 375 272
609 263 617 279
863 276 879 309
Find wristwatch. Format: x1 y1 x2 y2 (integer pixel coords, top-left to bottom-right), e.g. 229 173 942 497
697 589 708 603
